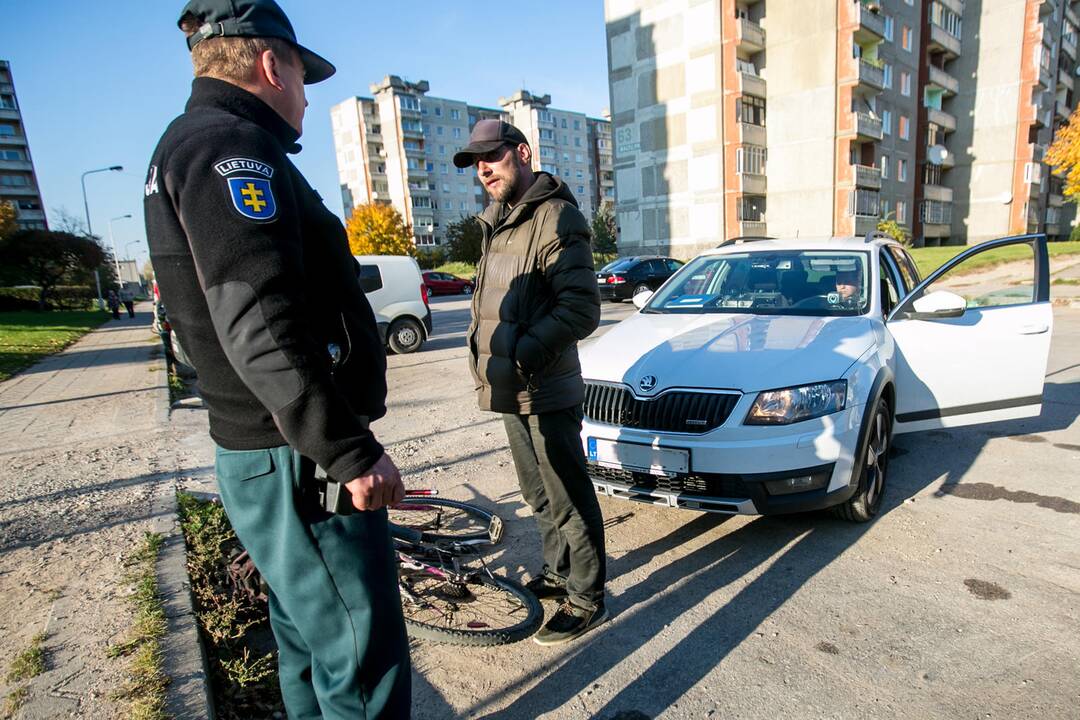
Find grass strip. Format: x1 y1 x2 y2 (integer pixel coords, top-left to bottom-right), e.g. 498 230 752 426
0 310 110 382
177 492 281 719
108 532 169 720
2 631 48 719
908 240 1080 278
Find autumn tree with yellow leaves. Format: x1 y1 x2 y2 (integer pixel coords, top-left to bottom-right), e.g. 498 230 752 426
1046 108 1080 199
0 201 17 241
345 204 415 256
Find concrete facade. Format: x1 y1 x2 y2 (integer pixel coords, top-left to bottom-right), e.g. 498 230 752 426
332 78 611 248
0 60 47 230
606 0 1080 257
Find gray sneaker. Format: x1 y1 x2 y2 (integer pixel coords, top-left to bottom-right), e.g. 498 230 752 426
532 601 608 646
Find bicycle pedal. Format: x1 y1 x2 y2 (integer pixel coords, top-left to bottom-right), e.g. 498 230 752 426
488 514 504 544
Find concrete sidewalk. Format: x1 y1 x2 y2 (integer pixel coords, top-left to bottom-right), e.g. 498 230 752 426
0 304 208 718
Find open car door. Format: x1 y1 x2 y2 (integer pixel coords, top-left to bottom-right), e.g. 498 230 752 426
886 234 1052 434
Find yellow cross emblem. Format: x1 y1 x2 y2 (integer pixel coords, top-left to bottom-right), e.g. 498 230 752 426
240 183 267 213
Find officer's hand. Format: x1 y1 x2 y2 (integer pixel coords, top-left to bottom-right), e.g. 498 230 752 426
345 453 405 511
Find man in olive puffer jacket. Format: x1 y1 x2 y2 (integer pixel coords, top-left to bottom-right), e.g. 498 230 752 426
455 120 607 645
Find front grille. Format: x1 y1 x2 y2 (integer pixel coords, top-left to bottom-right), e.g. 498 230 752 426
583 383 739 433
588 463 753 500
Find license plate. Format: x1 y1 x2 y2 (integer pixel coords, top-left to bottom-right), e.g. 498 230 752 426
587 437 689 477
596 276 606 284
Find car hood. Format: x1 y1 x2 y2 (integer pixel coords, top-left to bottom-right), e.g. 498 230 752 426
580 312 875 394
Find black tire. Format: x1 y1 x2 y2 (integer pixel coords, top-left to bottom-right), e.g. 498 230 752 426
389 497 496 542
462 285 473 295
400 571 543 646
833 396 892 523
633 283 651 298
387 317 424 354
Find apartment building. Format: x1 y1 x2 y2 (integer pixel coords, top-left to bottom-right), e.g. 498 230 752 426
605 0 1079 256
588 113 617 211
0 60 47 230
332 79 612 248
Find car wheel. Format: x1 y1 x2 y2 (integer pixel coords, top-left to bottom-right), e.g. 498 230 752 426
633 283 651 297
388 318 424 354
462 285 473 295
833 396 891 523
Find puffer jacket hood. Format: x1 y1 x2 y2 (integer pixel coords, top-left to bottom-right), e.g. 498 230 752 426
468 172 600 414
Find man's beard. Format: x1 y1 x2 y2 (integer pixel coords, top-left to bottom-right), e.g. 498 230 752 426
488 171 520 204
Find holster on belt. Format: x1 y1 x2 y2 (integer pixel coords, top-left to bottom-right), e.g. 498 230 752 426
310 463 355 516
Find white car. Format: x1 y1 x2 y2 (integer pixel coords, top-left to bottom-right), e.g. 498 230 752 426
353 255 432 353
579 233 1052 522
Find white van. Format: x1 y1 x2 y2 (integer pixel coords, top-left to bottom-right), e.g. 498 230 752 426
353 255 432 354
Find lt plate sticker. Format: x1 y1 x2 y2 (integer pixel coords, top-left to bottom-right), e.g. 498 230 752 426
227 177 277 221
587 437 598 462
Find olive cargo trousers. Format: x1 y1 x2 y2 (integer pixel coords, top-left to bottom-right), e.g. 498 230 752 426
215 445 410 719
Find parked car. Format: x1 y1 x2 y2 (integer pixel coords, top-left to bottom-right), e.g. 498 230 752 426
354 255 432 353
579 233 1052 522
596 256 684 302
422 271 474 297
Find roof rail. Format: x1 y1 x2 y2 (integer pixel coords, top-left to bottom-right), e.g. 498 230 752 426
863 229 900 245
717 235 776 248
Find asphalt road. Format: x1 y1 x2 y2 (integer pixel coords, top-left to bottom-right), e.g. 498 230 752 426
387 294 1080 720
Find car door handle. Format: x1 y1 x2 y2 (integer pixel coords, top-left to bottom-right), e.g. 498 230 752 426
1018 324 1049 335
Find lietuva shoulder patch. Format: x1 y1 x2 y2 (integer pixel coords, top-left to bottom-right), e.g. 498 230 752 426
214 157 278 222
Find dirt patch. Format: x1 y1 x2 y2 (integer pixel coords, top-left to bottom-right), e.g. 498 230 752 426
815 641 840 655
936 482 1080 515
964 579 1011 601
1007 434 1047 443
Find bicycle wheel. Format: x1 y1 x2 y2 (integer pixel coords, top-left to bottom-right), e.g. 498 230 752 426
399 568 543 646
389 497 500 542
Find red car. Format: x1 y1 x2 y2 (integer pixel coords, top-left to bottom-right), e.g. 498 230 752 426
422 271 474 297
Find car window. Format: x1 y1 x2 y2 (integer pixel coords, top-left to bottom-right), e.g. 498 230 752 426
357 264 383 293
665 259 683 273
879 255 900 316
600 258 635 273
887 246 920 292
917 242 1036 309
645 250 870 316
644 260 665 275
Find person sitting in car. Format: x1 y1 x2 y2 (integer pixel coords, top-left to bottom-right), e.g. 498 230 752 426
832 267 863 307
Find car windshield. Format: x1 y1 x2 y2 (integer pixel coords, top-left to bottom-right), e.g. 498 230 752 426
644 250 870 316
600 258 636 273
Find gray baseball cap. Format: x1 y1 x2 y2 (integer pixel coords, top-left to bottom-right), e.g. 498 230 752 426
179 0 336 84
453 120 529 168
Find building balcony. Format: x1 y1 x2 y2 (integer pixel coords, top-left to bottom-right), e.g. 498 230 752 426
1047 222 1062 235
1057 98 1072 119
738 220 767 236
1050 192 1065 206
0 108 20 121
928 65 960 96
938 0 964 15
854 4 886 43
1030 143 1047 163
737 71 767 98
739 122 766 146
2 133 30 147
923 222 951 238
923 184 954 203
0 158 32 172
16 208 45 222
0 185 39 197
857 60 885 92
854 215 880 236
1068 3 1079 27
927 24 961 59
736 18 766 54
1033 93 1054 124
1065 35 1078 60
854 164 882 189
401 126 424 139
1060 68 1075 93
926 107 957 132
854 111 883 140
738 172 766 195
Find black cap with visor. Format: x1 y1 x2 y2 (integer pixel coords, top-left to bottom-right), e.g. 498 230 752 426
179 0 336 84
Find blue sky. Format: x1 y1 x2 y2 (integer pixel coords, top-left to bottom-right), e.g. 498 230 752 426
1 1 610 266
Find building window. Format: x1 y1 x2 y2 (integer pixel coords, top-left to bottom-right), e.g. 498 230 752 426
0 95 16 110
425 161 433 171
896 200 908 224
574 120 582 131
0 124 16 136
920 199 952 224
440 163 448 175
574 137 582 147
0 174 29 186
738 196 766 222
407 158 419 170
847 189 880 217
450 109 460 120
436 126 444 135
399 96 420 111
403 140 421 151
736 145 767 175
539 146 555 159
882 110 892 135
578 185 585 194
541 163 557 174
434 106 442 117
926 122 944 146
883 63 893 89
539 128 554 141
884 15 894 42
456 166 465 175
442 183 450 192
900 71 911 96
899 115 910 140
897 158 908 182
561 118 567 128
1 149 25 160
576 153 584 163
901 25 912 51
737 95 766 126
438 144 445 155
924 163 943 186
880 154 889 179
929 2 962 40
538 110 554 124
412 196 431 208
452 127 462 138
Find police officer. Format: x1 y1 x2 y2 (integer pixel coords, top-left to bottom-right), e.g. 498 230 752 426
144 1 410 716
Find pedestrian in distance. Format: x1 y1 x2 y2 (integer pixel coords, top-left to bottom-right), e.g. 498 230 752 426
119 286 135 318
144 1 410 716
455 120 608 646
106 289 120 319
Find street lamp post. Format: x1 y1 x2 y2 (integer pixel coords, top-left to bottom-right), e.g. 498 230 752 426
81 165 123 308
108 214 133 287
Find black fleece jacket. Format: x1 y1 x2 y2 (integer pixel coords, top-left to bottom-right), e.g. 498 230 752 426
144 77 386 481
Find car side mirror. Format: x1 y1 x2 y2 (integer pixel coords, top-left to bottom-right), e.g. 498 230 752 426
905 289 967 319
633 289 654 309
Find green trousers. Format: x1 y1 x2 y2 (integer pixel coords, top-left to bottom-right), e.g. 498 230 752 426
215 445 411 719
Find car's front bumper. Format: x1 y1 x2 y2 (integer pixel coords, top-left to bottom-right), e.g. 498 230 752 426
581 405 863 516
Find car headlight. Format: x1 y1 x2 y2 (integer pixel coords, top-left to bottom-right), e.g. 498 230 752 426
745 380 847 425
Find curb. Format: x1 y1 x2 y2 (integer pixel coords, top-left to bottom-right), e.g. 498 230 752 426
150 346 217 719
